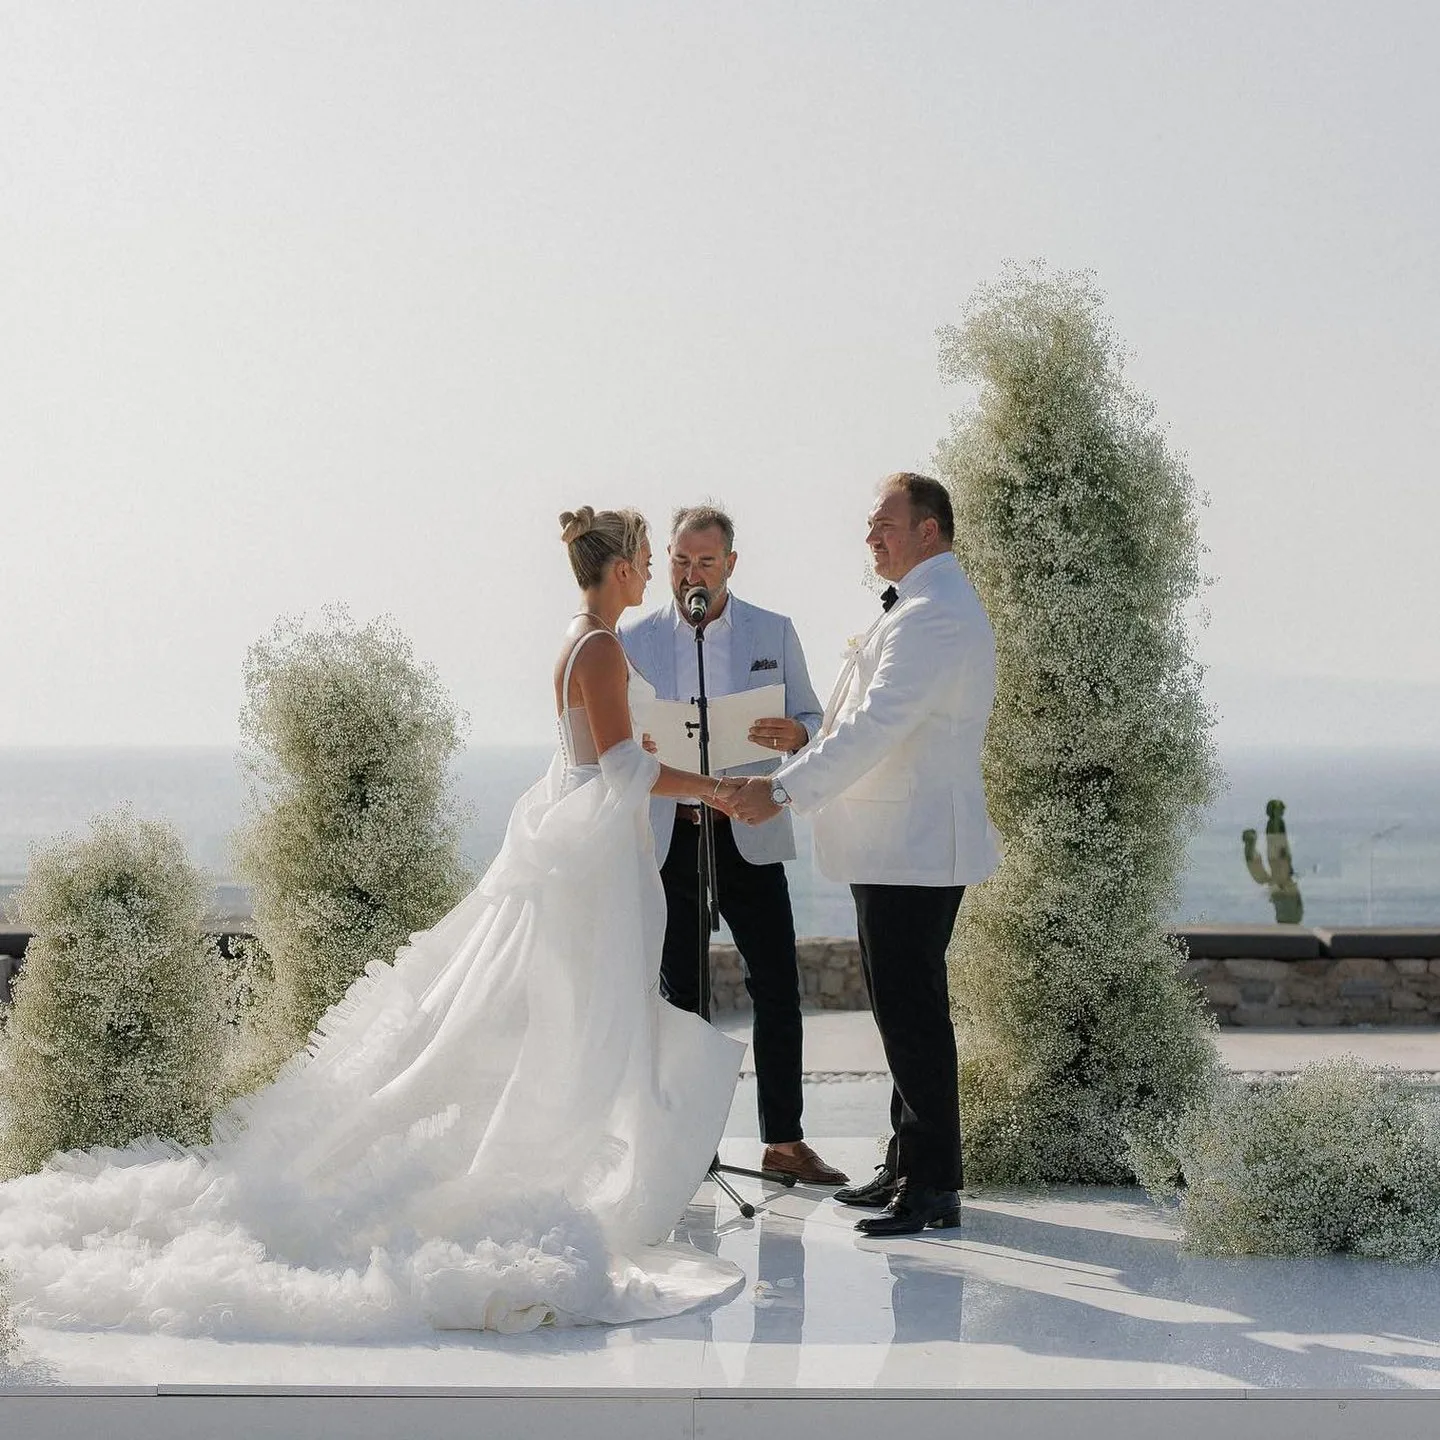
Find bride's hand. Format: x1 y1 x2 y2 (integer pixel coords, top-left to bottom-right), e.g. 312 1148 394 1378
707 778 744 815
641 732 658 755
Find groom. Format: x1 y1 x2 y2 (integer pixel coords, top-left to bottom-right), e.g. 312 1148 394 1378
729 474 999 1235
620 504 848 1188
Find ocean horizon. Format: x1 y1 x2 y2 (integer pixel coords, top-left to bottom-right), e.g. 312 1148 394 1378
2 744 1438 935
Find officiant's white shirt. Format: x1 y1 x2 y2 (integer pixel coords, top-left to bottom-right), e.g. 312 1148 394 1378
672 599 734 703
619 594 823 867
672 601 733 804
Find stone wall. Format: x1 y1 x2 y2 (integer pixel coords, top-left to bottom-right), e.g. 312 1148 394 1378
1184 955 1440 1025
709 938 868 1014
713 925 1440 1026
6 924 1440 1026
1178 926 1440 1026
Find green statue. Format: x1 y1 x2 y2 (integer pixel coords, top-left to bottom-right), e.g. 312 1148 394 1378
1242 798 1303 923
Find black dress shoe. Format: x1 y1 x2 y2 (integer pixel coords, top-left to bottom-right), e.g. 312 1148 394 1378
834 1164 897 1209
853 1182 961 1237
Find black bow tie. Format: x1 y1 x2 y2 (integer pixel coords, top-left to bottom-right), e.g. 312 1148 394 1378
880 586 898 612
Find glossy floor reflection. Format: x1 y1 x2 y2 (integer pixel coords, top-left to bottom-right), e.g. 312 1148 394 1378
707 1141 1440 1391
8 1136 1440 1393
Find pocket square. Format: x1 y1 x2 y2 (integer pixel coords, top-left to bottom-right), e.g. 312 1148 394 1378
750 657 778 672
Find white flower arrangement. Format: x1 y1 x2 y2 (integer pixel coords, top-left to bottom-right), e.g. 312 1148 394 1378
1130 1058 1440 1262
233 609 470 1083
937 261 1222 1185
0 813 222 1177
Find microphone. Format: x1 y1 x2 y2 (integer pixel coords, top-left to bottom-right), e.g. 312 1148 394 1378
684 586 711 623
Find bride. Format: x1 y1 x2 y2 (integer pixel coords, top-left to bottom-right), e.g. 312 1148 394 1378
0 507 748 1337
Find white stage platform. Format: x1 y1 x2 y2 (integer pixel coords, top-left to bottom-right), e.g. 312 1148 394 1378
6 1131 1440 1438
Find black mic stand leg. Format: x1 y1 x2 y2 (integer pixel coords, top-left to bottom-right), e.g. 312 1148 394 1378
689 616 797 1222
708 1163 757 1219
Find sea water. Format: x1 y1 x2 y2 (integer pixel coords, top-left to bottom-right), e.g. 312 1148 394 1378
1 746 1437 934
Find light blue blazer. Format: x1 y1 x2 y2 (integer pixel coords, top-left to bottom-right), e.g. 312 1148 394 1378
619 596 824 866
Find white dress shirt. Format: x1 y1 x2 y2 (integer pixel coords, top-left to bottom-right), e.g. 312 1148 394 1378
672 597 736 803
619 591 826 868
672 595 735 703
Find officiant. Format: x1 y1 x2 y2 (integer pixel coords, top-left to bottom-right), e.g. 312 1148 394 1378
620 504 848 1188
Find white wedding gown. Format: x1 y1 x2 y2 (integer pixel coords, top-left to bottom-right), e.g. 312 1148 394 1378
0 636 745 1337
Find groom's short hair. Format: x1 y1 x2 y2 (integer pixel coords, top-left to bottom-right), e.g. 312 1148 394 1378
670 504 735 553
884 473 954 543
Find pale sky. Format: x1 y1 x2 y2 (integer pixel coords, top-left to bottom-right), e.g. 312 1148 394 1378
5 1 1438 749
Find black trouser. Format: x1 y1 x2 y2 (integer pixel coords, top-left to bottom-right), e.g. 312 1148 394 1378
660 813 804 1144
851 882 965 1190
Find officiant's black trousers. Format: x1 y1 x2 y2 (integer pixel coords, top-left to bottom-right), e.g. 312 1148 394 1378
852 883 966 1190
659 814 805 1144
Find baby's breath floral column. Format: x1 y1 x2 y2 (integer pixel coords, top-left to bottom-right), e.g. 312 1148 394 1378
234 609 469 1080
1 1263 20 1368
937 262 1221 1184
0 815 221 1176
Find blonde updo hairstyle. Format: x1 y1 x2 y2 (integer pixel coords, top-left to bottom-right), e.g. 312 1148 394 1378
559 506 649 588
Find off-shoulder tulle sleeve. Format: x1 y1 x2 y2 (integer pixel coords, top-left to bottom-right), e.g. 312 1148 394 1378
598 736 662 797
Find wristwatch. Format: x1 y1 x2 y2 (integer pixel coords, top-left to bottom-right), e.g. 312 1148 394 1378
770 779 792 807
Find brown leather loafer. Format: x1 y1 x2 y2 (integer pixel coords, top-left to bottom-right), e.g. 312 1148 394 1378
761 1142 849 1187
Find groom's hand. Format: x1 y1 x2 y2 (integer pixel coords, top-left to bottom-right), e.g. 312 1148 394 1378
730 777 782 826
748 716 807 755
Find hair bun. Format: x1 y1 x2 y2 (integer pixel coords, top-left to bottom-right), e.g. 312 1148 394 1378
559 507 596 545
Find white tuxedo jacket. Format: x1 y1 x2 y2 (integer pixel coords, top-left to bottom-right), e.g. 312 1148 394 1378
619 596 823 867
775 553 1000 887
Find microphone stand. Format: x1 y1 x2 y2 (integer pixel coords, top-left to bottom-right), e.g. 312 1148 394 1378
688 601 794 1220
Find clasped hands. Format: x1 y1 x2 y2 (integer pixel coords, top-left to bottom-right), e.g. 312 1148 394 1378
709 776 783 825
709 714 804 824
642 713 801 825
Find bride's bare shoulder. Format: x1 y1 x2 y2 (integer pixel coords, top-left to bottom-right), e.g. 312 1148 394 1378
554 626 626 703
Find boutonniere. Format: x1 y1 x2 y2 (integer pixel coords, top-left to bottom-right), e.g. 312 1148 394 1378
844 633 867 655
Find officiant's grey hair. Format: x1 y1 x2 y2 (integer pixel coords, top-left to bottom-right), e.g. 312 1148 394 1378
670 504 734 553
559 507 649 588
